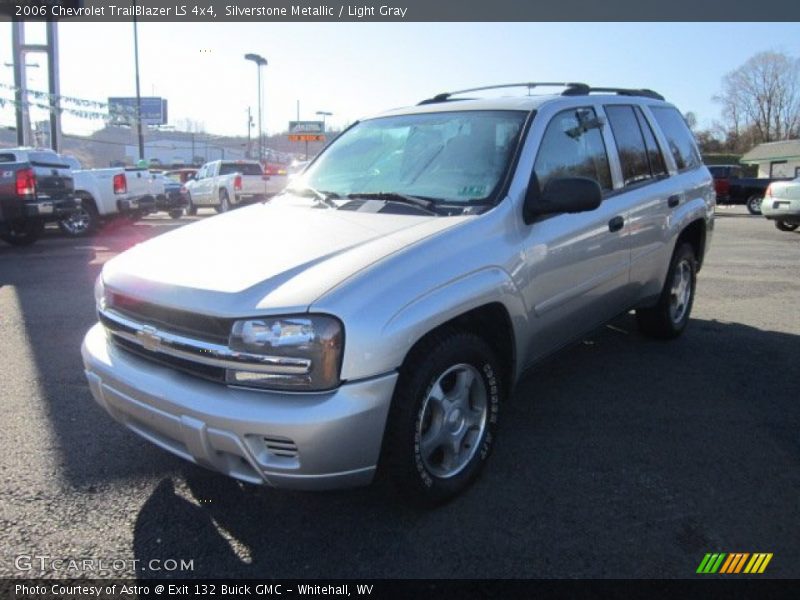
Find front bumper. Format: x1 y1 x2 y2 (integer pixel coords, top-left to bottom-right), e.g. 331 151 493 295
156 191 188 211
81 323 397 490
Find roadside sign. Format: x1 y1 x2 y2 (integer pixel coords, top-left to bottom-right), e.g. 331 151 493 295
108 97 168 125
288 134 325 142
288 121 325 134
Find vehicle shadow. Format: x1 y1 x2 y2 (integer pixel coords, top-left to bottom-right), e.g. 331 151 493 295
0 220 197 488
130 316 800 579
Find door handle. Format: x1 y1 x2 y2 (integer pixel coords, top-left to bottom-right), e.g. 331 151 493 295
668 194 680 208
608 215 624 232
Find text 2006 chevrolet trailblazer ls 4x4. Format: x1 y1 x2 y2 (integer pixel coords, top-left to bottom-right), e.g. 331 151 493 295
83 83 714 504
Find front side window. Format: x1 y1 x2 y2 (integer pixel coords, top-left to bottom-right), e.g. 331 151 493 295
300 110 528 205
533 107 612 193
651 106 701 171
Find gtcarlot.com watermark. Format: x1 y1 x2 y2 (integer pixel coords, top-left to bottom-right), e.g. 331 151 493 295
15 554 194 574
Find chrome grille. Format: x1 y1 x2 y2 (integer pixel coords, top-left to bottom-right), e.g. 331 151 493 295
109 292 233 344
99 308 311 385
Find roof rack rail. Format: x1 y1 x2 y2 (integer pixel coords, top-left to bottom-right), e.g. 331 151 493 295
564 87 665 101
418 82 590 105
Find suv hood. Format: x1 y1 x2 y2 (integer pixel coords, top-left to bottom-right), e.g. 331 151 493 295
103 201 470 316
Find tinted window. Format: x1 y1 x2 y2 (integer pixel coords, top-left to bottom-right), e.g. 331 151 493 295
651 107 701 171
29 151 68 167
220 162 263 176
605 105 651 186
534 108 612 192
635 107 667 177
0 153 16 163
708 166 726 178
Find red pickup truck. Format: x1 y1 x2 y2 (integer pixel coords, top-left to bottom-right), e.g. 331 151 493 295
708 164 789 215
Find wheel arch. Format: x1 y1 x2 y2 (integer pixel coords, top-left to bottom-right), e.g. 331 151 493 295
676 218 707 271
75 190 98 214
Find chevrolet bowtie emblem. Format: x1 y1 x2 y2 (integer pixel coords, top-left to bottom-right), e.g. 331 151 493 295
136 326 162 352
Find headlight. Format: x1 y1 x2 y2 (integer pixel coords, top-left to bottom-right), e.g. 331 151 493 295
226 315 343 391
94 275 106 312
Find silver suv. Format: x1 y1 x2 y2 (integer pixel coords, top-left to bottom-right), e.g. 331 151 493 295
82 83 714 504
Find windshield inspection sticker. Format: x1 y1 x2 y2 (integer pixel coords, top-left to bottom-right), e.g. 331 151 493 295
458 185 487 197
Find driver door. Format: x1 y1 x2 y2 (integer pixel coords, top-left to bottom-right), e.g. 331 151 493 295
518 107 633 366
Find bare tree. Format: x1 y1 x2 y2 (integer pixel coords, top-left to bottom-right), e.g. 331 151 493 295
714 51 800 145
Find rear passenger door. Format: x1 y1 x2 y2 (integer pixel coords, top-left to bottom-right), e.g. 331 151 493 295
641 106 704 298
603 104 674 301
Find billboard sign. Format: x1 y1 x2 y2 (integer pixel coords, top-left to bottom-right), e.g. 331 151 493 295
108 97 168 125
288 120 324 134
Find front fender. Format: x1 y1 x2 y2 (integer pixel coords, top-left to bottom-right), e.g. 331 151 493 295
341 267 527 383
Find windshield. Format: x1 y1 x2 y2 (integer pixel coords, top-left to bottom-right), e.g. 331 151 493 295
298 110 527 205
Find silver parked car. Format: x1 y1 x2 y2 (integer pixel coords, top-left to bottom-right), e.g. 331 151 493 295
762 177 800 232
82 83 714 504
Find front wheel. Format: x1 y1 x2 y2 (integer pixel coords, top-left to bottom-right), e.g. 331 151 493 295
775 220 799 232
168 209 184 220
746 194 763 215
636 243 697 339
380 330 503 506
0 219 44 246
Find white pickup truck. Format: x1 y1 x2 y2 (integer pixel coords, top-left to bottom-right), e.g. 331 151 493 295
184 160 283 214
58 157 159 236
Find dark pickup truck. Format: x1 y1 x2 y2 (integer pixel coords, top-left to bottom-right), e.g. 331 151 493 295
0 148 80 246
708 164 789 215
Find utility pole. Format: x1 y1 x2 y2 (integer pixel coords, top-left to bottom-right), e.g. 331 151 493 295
133 1 145 160
246 107 252 158
45 24 61 152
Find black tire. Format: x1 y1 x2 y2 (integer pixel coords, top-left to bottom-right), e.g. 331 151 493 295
746 194 763 215
636 243 697 339
185 193 197 216
0 219 44 246
58 197 99 237
168 209 184 220
379 329 503 506
216 190 231 213
775 220 799 232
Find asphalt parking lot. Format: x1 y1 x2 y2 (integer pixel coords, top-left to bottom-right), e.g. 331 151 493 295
0 206 798 579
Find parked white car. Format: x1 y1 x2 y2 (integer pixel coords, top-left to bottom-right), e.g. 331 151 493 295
763 178 800 231
184 160 282 214
58 160 158 236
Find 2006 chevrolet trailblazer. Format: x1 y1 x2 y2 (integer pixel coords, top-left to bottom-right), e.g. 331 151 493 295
82 83 714 504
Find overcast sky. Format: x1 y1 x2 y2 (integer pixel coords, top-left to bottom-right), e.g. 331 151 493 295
2 22 800 137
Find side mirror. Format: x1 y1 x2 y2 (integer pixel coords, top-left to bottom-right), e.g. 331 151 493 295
523 176 602 223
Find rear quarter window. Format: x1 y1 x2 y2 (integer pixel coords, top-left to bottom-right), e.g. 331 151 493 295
650 106 702 172
220 163 263 176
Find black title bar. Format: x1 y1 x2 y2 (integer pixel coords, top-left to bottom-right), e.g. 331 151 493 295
2 0 800 21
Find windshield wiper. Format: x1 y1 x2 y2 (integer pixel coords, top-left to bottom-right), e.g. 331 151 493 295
345 192 439 215
288 186 340 209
